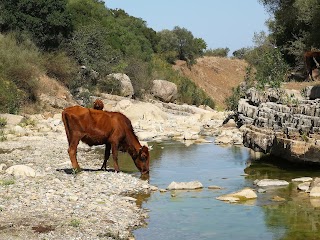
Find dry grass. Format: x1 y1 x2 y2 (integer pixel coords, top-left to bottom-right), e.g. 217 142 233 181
174 56 248 109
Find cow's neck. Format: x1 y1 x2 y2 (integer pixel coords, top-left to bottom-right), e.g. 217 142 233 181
126 132 142 153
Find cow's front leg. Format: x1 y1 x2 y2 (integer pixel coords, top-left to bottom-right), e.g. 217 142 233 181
101 143 111 170
111 143 120 172
68 138 81 173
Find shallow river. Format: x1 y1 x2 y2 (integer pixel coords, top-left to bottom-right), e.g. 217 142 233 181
107 139 320 240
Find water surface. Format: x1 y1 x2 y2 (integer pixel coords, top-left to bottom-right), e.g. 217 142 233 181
98 139 320 240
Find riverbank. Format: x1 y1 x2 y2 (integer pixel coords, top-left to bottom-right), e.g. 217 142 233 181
0 96 242 239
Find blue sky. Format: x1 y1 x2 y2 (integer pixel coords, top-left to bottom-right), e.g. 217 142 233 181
106 1 270 54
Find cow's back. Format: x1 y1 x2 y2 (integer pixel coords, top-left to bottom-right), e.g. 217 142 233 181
62 106 135 146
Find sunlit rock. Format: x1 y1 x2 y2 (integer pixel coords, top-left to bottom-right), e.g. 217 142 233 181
292 177 313 182
6 165 37 177
255 179 289 187
310 186 320 197
297 182 311 192
216 188 257 203
167 181 203 190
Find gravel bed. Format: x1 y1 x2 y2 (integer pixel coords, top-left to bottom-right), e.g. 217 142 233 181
0 130 151 240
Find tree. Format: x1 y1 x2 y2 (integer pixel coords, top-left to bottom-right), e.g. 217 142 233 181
157 26 207 65
259 0 320 69
0 0 73 50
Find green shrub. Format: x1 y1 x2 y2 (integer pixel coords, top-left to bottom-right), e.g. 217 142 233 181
0 117 7 128
0 78 22 114
0 33 42 108
225 66 254 111
19 116 36 127
69 219 80 228
225 86 242 111
42 51 78 87
97 75 121 95
254 47 289 89
125 57 153 98
0 179 14 186
204 48 230 57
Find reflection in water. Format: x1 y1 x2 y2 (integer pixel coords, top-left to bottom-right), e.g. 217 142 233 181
91 141 320 240
245 155 320 240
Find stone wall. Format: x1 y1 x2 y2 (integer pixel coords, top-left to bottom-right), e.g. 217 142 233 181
238 87 320 164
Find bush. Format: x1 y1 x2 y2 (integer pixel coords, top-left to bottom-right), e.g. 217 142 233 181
124 57 152 98
97 75 121 95
0 117 7 128
42 51 78 87
225 66 254 111
0 78 22 114
0 33 42 105
254 47 289 88
204 48 230 57
225 86 242 111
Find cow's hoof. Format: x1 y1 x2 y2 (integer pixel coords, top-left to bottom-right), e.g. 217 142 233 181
72 168 82 174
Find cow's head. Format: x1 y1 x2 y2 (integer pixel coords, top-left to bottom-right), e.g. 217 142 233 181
130 146 150 175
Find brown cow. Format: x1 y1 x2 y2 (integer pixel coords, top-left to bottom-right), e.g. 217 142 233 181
62 106 149 175
304 51 320 81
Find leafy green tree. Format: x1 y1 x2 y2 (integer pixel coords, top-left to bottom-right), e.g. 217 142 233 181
67 0 108 30
173 26 206 64
0 0 73 50
157 26 206 65
232 47 252 59
67 23 122 88
259 0 320 69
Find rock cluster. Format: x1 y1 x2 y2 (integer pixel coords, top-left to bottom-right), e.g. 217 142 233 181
238 87 320 163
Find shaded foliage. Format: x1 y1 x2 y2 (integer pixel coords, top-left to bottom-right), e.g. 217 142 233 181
0 0 72 50
259 0 320 69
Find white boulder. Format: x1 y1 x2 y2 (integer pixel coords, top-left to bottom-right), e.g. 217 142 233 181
167 181 203 190
6 165 37 177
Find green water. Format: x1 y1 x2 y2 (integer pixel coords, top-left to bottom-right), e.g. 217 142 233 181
96 140 320 240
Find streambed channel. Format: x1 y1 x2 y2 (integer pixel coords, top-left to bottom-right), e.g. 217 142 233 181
108 139 320 240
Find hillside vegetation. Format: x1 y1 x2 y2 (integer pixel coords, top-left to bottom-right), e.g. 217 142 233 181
1 0 319 115
0 0 214 114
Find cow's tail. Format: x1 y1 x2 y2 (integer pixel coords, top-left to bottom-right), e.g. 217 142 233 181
62 110 71 145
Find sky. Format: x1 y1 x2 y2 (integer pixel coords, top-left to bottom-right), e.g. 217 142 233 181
106 1 270 55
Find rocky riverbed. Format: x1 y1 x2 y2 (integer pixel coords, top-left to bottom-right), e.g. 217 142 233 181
0 97 243 239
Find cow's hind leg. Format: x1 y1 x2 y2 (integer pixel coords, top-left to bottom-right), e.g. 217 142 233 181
101 143 111 170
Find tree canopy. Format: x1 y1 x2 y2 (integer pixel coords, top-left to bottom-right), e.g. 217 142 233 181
0 0 72 50
259 0 320 68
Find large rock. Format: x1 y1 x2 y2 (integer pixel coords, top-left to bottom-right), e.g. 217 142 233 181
107 73 134 98
216 188 257 203
151 80 178 103
0 114 23 126
255 179 289 187
6 165 37 177
167 181 203 190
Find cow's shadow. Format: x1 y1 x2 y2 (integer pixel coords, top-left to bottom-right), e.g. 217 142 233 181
56 168 115 175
